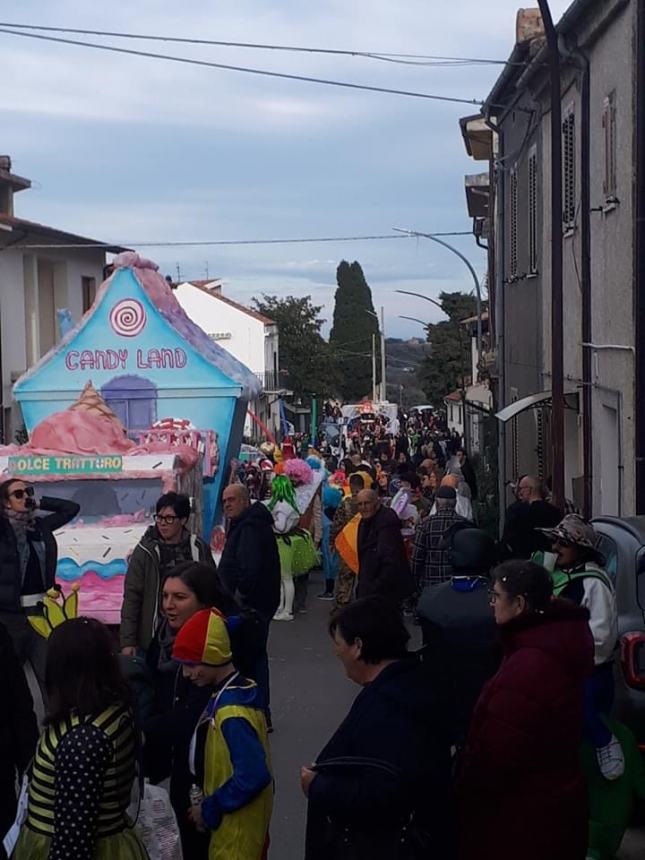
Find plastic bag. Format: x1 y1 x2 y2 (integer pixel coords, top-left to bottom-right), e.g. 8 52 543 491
128 780 184 860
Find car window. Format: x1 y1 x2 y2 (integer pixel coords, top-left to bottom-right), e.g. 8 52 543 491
597 534 618 580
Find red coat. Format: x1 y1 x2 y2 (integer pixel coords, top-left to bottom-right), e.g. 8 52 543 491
458 600 594 860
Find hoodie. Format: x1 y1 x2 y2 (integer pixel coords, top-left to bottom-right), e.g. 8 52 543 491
218 502 281 619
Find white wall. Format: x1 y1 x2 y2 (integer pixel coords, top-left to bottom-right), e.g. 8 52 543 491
0 247 105 441
174 284 266 375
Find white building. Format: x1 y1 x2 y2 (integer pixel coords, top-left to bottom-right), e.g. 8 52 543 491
174 281 282 439
0 156 121 442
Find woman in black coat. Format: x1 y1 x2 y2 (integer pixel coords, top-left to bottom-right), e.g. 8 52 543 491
0 621 38 859
0 479 79 693
301 598 454 860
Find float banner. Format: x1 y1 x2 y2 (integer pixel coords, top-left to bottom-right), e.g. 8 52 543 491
8 455 124 476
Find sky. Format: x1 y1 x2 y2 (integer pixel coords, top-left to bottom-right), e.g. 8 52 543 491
2 1 571 338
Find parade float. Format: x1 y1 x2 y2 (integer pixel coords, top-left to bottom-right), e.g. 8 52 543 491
1 252 259 622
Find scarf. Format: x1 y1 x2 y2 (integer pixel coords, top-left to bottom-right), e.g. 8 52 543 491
5 507 39 585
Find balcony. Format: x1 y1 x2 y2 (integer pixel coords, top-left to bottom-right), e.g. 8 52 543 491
254 370 292 395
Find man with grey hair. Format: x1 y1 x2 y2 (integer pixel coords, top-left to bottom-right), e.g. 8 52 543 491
411 486 471 590
501 474 561 559
356 489 413 605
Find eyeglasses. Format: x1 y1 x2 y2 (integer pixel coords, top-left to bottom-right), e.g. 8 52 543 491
155 514 179 525
553 538 573 548
10 487 35 500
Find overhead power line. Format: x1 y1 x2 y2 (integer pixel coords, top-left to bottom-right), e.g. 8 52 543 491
0 27 486 105
8 231 474 250
0 22 514 66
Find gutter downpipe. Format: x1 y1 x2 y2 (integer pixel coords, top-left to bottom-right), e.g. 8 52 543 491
563 38 592 518
538 0 566 511
636 0 645 514
485 113 506 534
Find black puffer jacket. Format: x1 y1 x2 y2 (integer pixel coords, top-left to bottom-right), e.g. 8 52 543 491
0 496 80 613
218 502 280 618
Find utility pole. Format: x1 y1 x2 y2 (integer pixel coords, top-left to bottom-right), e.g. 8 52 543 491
371 334 377 402
538 0 565 509
380 306 387 402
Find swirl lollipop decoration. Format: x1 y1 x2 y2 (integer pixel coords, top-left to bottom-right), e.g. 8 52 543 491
109 299 146 337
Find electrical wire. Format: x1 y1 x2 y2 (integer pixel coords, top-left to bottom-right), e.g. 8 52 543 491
0 27 486 105
5 231 474 250
0 22 519 66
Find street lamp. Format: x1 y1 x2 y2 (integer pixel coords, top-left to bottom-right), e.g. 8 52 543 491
393 226 483 378
396 289 471 450
399 315 428 327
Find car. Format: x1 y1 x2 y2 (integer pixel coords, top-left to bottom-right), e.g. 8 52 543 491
591 516 645 747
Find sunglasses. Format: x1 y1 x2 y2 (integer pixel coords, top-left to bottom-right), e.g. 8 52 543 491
553 538 573 548
154 514 180 525
10 487 35 500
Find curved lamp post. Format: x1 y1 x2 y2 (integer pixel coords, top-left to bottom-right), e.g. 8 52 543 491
394 226 483 377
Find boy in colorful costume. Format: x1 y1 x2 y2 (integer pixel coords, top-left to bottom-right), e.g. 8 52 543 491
173 608 273 860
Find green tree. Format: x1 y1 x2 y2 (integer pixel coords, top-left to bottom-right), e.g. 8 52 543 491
251 294 337 399
329 261 379 401
419 291 477 407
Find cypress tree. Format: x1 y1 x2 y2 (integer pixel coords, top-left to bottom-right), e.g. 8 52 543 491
329 260 380 402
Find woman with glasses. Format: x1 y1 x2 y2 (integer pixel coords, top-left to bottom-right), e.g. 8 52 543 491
120 492 216 657
0 478 79 694
458 560 594 860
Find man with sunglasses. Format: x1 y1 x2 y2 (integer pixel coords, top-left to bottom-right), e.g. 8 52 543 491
0 478 80 694
120 492 216 657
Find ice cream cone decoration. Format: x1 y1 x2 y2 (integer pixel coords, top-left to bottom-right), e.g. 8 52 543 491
69 380 124 426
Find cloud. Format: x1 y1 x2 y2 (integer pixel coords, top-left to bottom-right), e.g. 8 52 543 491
3 0 569 348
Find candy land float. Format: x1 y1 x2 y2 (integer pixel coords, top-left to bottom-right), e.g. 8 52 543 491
3 252 259 623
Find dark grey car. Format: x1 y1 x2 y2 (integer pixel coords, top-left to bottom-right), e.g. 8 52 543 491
592 516 645 745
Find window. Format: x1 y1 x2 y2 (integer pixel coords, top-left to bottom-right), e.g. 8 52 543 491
562 108 576 230
509 168 519 278
82 276 96 313
602 91 617 199
528 147 538 274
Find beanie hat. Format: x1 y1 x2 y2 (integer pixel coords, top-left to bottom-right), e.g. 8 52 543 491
172 608 232 666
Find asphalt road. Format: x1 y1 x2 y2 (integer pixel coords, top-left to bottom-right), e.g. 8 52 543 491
267 572 645 860
268 572 355 859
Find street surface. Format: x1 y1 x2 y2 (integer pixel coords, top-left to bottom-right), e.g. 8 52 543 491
268 572 355 858
267 573 645 860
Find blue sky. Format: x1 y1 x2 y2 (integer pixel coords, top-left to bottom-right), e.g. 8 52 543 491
2 1 571 338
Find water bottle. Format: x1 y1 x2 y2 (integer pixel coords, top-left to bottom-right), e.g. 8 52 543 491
189 784 206 833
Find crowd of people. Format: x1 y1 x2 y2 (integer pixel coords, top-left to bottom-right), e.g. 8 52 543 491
0 409 642 860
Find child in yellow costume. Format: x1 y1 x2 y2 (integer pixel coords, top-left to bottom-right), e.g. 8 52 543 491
173 608 273 860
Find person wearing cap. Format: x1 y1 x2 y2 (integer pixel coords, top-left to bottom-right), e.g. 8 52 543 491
417 526 501 746
173 608 273 860
411 486 472 592
538 513 622 781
